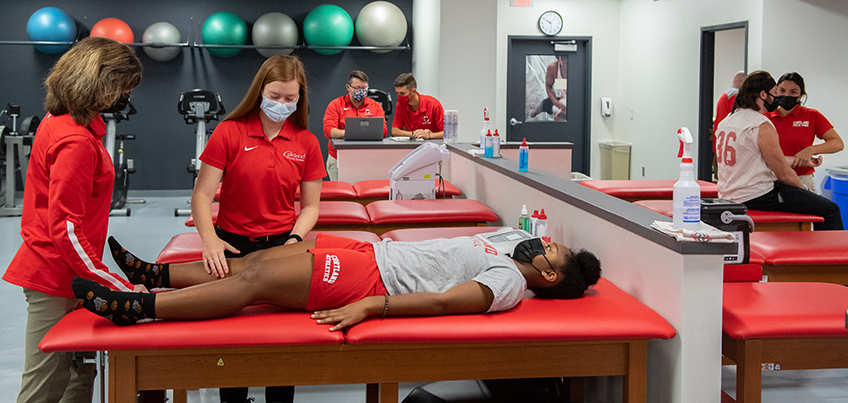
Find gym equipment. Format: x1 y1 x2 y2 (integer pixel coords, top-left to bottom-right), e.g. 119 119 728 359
252 12 298 58
367 89 393 116
101 94 144 216
1 104 39 217
303 5 354 55
201 12 247 58
355 1 408 53
142 22 182 62
175 89 225 216
26 7 76 54
90 17 134 44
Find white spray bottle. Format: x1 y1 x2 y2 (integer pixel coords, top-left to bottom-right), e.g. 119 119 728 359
673 127 701 231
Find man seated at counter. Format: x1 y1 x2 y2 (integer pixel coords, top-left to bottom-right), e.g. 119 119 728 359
73 233 600 330
391 72 445 140
322 70 387 181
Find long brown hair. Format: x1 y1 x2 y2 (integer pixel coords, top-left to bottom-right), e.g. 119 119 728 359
735 70 775 112
44 37 142 127
225 55 309 130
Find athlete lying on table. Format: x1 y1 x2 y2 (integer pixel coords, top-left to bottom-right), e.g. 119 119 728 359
73 233 601 331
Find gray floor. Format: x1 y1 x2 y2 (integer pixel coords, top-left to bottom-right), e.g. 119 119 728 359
1 195 848 402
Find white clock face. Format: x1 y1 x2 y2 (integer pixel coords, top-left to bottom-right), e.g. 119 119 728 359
539 11 563 36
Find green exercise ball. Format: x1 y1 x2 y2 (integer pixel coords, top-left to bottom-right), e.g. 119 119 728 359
252 12 298 58
303 4 353 55
201 11 247 58
356 1 408 54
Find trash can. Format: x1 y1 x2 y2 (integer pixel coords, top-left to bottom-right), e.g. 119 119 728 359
599 140 631 180
823 166 848 229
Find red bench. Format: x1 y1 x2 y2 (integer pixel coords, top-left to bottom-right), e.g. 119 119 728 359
579 180 718 202
214 181 357 201
380 226 497 242
748 231 848 284
633 199 824 232
40 278 674 403
185 201 370 232
353 179 461 204
365 199 498 236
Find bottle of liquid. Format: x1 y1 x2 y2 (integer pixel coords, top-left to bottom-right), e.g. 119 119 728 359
484 130 493 158
531 210 539 236
519 205 529 232
480 108 490 150
492 129 500 157
536 209 548 237
673 127 701 231
444 110 458 144
518 138 529 172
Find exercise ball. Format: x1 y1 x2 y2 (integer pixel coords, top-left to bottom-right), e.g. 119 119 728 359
26 7 76 54
142 22 182 62
303 5 353 55
355 1 408 54
252 12 298 58
90 18 134 44
201 11 247 58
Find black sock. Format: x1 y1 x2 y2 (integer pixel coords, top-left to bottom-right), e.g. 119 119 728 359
108 236 170 289
72 277 156 326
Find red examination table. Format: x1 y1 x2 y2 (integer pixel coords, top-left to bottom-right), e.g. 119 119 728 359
579 180 718 202
214 181 357 201
748 230 848 284
633 199 824 232
353 179 462 204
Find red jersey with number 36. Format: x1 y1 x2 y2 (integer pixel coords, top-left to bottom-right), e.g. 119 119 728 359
715 108 777 203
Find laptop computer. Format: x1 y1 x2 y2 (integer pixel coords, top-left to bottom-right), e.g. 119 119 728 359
344 117 384 141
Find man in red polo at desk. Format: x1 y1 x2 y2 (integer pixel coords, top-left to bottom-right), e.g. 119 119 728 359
323 70 387 181
391 72 445 140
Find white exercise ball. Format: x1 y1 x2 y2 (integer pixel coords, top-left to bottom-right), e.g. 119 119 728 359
252 12 298 58
142 22 182 62
355 1 407 54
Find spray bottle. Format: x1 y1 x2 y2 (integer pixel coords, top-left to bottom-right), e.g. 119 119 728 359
484 130 494 158
519 138 529 172
480 108 490 150
673 127 701 231
519 205 529 232
492 129 501 157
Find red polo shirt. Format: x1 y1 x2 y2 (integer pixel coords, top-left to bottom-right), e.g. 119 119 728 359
713 92 737 134
4 113 133 297
767 105 833 176
392 94 445 133
200 113 326 236
322 94 387 158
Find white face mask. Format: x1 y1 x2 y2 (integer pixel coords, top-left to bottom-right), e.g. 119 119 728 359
260 96 298 122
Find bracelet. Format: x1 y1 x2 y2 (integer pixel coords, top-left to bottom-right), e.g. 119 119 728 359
287 234 303 242
381 294 389 318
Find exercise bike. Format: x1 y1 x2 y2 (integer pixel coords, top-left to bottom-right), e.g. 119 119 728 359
0 103 40 217
101 93 144 217
174 89 225 216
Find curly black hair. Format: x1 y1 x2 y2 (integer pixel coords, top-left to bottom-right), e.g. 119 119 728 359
531 249 601 299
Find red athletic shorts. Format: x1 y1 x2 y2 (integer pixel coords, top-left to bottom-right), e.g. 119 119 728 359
306 233 388 311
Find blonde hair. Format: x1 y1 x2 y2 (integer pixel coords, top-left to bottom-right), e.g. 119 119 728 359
44 37 142 127
225 55 309 130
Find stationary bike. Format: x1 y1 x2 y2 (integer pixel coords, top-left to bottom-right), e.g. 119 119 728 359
101 93 144 217
174 89 225 216
0 103 40 217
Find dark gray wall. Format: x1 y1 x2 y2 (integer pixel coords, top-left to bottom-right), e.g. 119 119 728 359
0 0 412 190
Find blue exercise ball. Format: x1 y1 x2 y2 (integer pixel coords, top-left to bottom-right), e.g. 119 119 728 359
27 7 76 54
142 22 182 62
252 12 298 58
355 1 408 54
303 5 353 55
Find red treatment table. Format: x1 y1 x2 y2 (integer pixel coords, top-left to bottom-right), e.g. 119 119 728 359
632 199 824 232
748 231 848 284
365 199 498 236
380 226 498 242
579 180 718 202
353 179 461 204
185 201 370 232
40 278 675 403
214 181 357 201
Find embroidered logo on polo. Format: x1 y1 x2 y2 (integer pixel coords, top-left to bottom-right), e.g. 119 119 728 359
323 254 340 284
422 116 431 125
244 146 259 151
793 121 810 127
283 150 306 162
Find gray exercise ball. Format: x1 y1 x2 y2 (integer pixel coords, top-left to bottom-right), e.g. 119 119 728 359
252 12 298 58
142 22 182 62
355 1 407 54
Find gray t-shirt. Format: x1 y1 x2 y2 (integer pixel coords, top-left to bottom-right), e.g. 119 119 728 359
372 236 526 312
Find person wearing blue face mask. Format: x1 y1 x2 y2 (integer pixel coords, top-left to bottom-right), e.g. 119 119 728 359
189 55 326 403
322 70 387 181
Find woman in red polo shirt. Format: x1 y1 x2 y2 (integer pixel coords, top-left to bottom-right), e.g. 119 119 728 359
189 55 325 403
767 72 844 192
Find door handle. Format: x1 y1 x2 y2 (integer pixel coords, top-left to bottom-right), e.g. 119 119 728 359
510 118 523 127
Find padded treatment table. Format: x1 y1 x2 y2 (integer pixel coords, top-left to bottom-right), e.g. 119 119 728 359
353 179 461 204
632 199 824 232
365 199 498 236
748 231 848 284
579 180 718 202
722 282 848 403
185 201 370 232
380 226 497 242
214 181 357 201
40 278 674 403
155 231 382 264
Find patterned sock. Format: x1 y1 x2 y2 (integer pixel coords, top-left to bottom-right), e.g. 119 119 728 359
108 236 170 289
72 277 156 326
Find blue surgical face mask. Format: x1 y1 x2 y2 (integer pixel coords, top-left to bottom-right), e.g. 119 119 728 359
261 96 297 122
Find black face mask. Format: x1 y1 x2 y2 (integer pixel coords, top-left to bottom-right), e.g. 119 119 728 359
763 93 780 113
511 238 553 273
776 95 799 110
